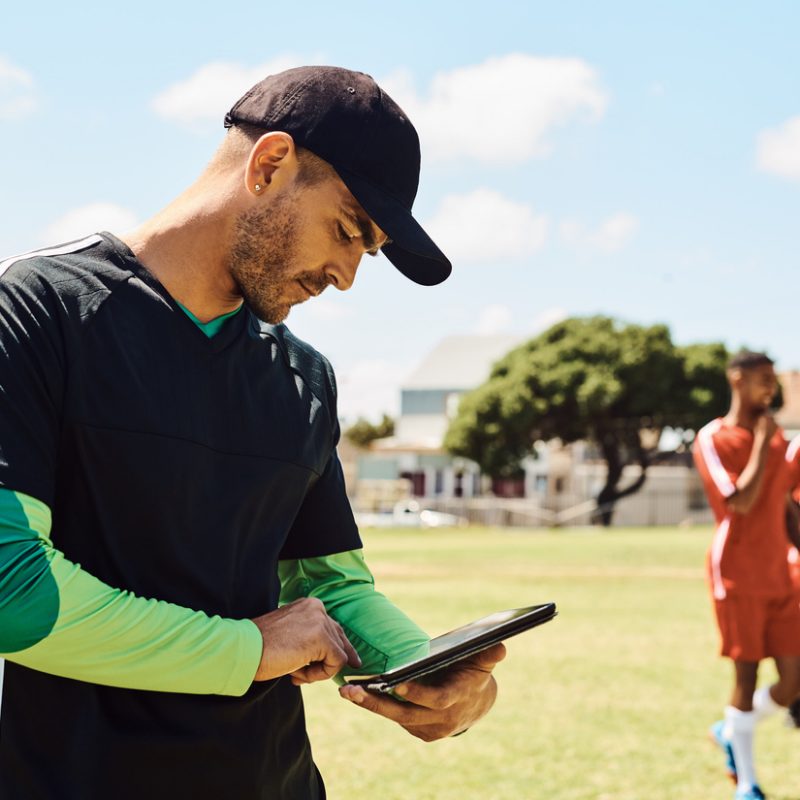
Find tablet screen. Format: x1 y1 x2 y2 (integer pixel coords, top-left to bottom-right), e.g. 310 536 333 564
344 602 557 692
426 607 537 657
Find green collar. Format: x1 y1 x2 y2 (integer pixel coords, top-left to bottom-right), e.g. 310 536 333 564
176 302 243 338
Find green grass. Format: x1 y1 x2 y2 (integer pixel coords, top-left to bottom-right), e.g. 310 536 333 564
303 526 799 800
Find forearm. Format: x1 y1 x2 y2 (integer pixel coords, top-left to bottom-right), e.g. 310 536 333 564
727 436 771 513
279 550 429 677
0 489 262 695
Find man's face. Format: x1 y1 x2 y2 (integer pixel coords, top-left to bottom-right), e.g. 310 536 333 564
228 172 387 324
734 364 778 413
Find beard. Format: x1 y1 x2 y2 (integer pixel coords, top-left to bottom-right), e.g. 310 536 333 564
228 195 328 324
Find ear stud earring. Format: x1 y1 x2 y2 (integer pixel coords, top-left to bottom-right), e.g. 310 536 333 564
254 184 262 192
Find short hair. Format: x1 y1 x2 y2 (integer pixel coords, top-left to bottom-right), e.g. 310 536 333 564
727 350 774 371
224 123 335 186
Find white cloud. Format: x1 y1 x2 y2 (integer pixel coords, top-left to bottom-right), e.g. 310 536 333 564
152 56 308 127
475 305 567 338
43 203 139 244
756 116 800 181
426 188 548 264
0 56 36 119
532 307 568 333
381 53 607 164
558 220 581 243
594 213 638 251
336 359 412 423
151 54 606 158
476 304 513 335
559 212 638 253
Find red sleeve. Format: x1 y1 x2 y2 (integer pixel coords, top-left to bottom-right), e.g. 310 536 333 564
693 422 738 505
786 435 800 496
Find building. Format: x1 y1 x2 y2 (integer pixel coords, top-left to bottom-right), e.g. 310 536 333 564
354 334 521 510
348 341 800 527
777 370 800 439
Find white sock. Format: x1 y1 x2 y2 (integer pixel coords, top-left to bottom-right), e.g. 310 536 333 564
724 706 758 791
752 684 782 723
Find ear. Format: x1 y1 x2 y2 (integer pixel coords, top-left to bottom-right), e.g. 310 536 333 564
244 132 298 197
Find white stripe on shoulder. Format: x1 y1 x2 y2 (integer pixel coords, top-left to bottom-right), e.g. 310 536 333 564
787 435 800 464
696 419 736 498
0 234 104 278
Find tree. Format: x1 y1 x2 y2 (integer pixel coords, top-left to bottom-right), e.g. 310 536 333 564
443 316 730 525
343 414 395 449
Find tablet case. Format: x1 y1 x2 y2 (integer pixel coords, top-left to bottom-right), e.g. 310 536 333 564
343 602 557 693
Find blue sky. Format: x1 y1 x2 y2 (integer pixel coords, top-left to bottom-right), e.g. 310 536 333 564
2 1 799 421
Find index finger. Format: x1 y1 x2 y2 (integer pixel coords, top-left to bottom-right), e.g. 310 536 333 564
336 626 362 669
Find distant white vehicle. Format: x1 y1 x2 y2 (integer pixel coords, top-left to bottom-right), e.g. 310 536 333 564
356 499 463 529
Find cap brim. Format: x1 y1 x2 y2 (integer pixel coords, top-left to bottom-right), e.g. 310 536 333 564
333 167 452 286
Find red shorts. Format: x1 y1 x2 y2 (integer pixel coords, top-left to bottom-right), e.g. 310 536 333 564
714 591 800 661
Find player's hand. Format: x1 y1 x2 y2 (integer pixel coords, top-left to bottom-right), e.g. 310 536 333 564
755 412 777 443
338 643 506 741
251 598 361 684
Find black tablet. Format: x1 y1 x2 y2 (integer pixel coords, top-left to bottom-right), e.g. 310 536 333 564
343 602 557 693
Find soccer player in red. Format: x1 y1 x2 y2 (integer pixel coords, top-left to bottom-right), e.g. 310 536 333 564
785 443 800 598
693 351 800 800
781 437 800 728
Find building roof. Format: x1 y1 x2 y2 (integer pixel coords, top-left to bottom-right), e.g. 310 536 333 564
402 334 524 391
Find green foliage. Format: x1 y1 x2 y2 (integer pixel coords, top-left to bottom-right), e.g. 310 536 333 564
673 342 732 430
343 413 395 449
444 316 729 479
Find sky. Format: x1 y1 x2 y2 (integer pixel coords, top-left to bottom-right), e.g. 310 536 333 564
2 1 800 423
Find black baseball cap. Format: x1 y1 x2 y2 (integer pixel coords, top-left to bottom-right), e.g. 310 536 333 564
224 65 451 286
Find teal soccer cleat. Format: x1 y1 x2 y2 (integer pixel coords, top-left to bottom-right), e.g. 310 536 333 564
734 785 766 800
709 720 737 782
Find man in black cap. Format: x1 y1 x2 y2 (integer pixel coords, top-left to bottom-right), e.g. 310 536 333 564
0 67 503 799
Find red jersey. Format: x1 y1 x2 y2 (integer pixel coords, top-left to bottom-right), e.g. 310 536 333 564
693 419 794 598
785 434 800 593
787 434 800 501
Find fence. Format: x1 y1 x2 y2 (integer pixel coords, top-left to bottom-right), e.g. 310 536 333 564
423 489 713 528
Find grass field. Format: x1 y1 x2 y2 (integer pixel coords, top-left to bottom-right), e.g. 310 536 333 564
302 526 799 800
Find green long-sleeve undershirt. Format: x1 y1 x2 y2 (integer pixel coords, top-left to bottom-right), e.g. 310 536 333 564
0 488 428 693
279 551 429 680
0 489 262 694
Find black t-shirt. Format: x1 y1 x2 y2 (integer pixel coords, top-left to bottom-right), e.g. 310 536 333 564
0 233 361 799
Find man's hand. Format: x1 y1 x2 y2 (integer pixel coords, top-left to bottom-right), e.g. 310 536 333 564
338 643 506 741
251 598 361 684
754 412 777 443
727 411 778 514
